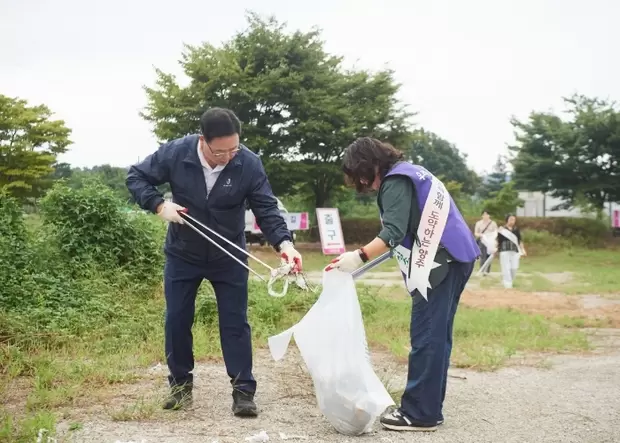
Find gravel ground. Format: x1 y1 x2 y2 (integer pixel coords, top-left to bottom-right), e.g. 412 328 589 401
58 337 620 443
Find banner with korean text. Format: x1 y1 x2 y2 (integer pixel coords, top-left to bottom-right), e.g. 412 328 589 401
316 208 346 255
247 212 310 234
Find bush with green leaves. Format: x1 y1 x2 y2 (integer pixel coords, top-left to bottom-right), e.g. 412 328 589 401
39 181 166 280
0 193 32 309
0 183 168 346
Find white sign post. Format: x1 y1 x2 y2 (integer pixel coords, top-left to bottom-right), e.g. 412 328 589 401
316 208 346 255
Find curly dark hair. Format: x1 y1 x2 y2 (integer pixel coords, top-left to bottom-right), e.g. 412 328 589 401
342 137 405 193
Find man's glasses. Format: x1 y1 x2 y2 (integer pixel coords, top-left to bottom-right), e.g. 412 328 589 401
204 140 240 158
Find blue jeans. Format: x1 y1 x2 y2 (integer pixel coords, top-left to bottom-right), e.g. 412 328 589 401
400 259 474 424
163 254 255 393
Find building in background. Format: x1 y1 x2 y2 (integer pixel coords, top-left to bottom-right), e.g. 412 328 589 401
517 191 620 231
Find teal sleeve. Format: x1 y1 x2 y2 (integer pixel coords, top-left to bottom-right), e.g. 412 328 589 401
377 176 417 247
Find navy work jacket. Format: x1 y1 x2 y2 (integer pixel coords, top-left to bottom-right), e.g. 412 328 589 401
126 134 291 266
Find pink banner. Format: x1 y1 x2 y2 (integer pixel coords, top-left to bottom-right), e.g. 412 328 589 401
251 212 310 232
299 212 308 230
614 210 619 228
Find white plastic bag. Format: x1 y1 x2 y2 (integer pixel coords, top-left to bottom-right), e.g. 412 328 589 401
268 270 395 436
481 231 498 254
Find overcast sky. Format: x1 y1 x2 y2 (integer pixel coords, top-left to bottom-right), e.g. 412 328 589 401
2 0 618 175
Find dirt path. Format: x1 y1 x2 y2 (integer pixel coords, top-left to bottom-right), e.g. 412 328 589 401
461 289 620 326
55 333 620 443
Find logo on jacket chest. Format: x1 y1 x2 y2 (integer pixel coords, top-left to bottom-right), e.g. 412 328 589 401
222 177 232 188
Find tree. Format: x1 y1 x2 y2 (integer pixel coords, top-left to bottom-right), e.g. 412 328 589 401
482 181 524 219
408 129 480 194
141 12 412 207
0 94 72 201
57 164 172 206
509 94 620 211
478 154 508 199
52 162 73 180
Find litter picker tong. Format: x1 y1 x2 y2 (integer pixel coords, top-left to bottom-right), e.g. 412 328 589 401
350 250 394 279
177 209 316 297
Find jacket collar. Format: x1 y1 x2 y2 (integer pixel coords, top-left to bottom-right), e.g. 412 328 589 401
182 134 243 168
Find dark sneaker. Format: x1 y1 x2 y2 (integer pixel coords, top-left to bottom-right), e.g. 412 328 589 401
438 419 444 425
380 409 437 432
232 390 258 417
163 383 193 410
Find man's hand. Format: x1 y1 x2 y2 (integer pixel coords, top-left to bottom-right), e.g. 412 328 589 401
156 201 186 224
325 250 363 273
279 241 302 272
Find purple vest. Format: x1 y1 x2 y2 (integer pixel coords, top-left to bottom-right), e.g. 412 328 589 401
383 162 480 263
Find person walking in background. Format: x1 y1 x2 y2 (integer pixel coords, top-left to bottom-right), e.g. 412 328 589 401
497 213 526 288
474 210 498 275
325 137 480 432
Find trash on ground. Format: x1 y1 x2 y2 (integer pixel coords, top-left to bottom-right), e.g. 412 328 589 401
279 432 308 440
245 430 270 442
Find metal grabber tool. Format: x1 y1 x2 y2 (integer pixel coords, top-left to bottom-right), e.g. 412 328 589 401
350 250 395 280
177 210 317 297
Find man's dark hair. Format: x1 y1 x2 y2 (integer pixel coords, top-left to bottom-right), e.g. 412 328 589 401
342 137 405 193
200 107 242 142
481 209 489 215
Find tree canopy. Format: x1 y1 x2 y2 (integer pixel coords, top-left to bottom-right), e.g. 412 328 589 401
0 94 72 201
509 94 620 211
477 154 508 199
482 181 524 219
408 128 480 194
141 12 413 207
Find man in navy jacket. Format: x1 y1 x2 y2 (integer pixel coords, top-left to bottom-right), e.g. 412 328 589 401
126 108 302 416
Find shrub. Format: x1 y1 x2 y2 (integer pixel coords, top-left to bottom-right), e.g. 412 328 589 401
517 230 572 254
297 214 610 247
464 216 610 247
39 181 166 279
0 183 168 344
0 194 33 310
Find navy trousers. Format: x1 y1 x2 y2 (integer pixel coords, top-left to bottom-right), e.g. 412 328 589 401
400 259 474 424
163 253 256 393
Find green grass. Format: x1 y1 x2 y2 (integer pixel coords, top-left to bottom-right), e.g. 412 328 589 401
1 279 593 440
517 248 619 274
355 285 590 370
519 248 620 294
0 411 56 443
255 244 620 296
471 248 620 295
